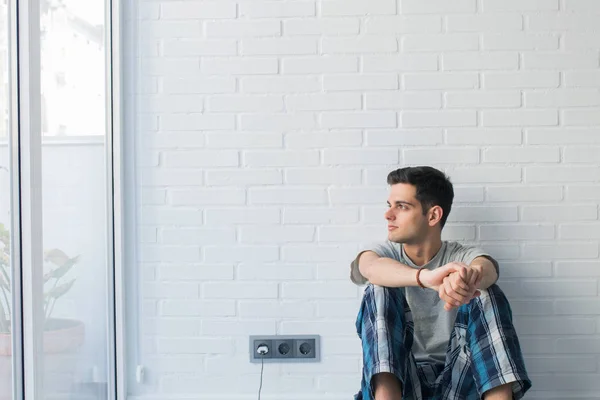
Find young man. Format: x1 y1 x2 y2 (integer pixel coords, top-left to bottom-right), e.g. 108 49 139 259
350 166 531 400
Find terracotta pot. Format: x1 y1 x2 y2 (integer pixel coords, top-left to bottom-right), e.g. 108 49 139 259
0 318 85 355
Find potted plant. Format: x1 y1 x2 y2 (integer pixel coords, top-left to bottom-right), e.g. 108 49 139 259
0 222 85 355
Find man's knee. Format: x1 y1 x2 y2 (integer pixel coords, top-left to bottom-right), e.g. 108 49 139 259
372 372 402 400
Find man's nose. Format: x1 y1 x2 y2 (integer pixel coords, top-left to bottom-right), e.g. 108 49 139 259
384 209 394 220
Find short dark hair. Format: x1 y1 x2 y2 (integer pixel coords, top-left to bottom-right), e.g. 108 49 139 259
387 166 454 228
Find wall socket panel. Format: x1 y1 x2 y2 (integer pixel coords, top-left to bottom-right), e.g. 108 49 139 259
249 335 320 363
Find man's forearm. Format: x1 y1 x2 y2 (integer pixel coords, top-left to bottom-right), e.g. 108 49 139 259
470 258 498 290
360 256 420 288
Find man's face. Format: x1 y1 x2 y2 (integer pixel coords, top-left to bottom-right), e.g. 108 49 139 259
384 183 429 244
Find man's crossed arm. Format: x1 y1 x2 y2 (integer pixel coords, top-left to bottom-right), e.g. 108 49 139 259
357 252 498 311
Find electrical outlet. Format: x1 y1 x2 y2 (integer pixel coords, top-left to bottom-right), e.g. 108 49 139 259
249 335 320 363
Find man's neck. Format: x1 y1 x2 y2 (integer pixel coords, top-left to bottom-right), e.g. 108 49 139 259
402 237 443 267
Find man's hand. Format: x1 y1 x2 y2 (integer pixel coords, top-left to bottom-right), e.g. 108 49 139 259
419 262 482 311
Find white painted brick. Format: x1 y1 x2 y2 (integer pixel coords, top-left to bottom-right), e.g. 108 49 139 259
282 244 358 262
249 188 328 205
318 262 356 280
284 19 359 36
140 228 157 243
244 150 319 167
323 149 398 165
442 53 519 71
400 0 476 14
482 110 558 127
527 128 600 144
240 113 316 131
519 337 554 354
140 168 203 187
284 207 360 224
240 226 314 243
160 2 236 19
144 355 205 372
159 114 235 131
446 129 522 145
560 224 600 240
556 337 600 354
282 56 358 74
565 0 600 12
445 91 521 108
140 21 202 39
483 33 559 50
140 245 200 262
565 33 600 50
158 265 234 281
201 320 277 335
204 246 280 262
366 129 443 145
317 300 362 318
241 76 320 93
556 261 600 277
447 15 523 32
363 55 438 72
514 317 595 335
510 300 553 316
286 94 362 111
562 109 600 126
201 58 278 75
479 224 555 240
324 74 398 91
527 14 599 31
441 225 476 241
367 92 442 110
282 282 357 299
241 38 316 55
169 189 246 206
321 112 397 129
321 0 396 15
523 53 598 70
317 376 359 392
526 166 600 183
499 262 552 278
483 147 559 163
144 283 199 299
159 301 235 316
523 205 597 222
522 243 599 259
140 206 204 226
240 1 315 18
404 73 479 90
158 338 233 355
567 185 600 201
525 90 600 108
205 21 280 38
403 34 479 52
285 168 362 185
402 111 476 128
484 72 560 89
329 187 389 204
139 41 160 58
564 147 600 163
529 356 597 373
237 264 314 280
163 150 238 168
206 132 282 148
203 282 278 299
487 185 562 202
318 225 384 242
322 37 397 54
162 39 237 56
207 96 283 113
482 0 559 11
238 301 315 317
142 57 199 76
140 189 166 205
204 208 280 225
139 3 159 19
206 169 282 186
403 148 479 164
162 77 236 94
281 354 361 373
450 187 485 202
365 16 442 34
161 228 235 245
286 131 363 148
447 206 518 222
477 244 520 260
138 94 203 113
565 71 600 88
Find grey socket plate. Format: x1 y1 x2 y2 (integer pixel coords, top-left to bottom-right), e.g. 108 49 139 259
249 335 320 363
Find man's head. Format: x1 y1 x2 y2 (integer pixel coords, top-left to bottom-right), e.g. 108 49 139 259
385 166 454 244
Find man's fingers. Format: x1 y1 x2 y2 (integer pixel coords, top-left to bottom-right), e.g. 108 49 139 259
449 276 469 296
443 278 464 306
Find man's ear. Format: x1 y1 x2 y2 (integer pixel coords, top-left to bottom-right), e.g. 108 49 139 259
428 205 444 227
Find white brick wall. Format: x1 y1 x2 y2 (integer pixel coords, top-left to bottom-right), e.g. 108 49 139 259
128 0 600 398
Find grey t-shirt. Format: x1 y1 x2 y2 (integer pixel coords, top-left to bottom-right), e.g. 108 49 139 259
356 241 498 366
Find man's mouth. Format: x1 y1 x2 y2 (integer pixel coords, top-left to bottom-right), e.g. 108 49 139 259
388 226 397 231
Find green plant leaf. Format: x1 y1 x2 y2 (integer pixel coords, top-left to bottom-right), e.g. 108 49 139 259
44 249 70 266
45 279 75 300
47 255 79 280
